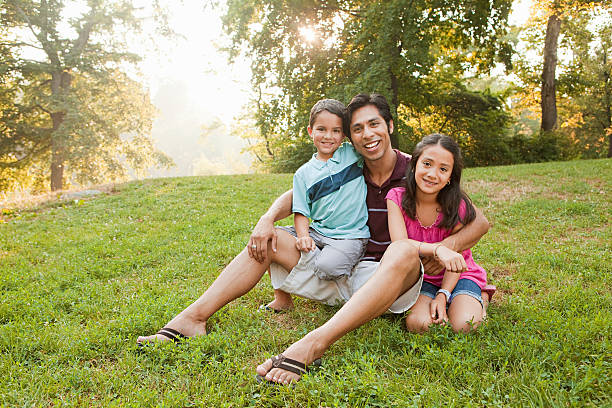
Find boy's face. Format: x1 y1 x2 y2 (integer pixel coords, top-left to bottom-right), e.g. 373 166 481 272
308 110 345 161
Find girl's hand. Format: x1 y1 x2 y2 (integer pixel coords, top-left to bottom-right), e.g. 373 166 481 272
434 245 467 273
296 236 316 252
430 294 448 324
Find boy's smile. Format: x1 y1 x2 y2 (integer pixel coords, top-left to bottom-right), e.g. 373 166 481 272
308 110 345 161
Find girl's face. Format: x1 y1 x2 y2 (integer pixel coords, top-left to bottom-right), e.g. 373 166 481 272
308 110 345 161
414 144 454 195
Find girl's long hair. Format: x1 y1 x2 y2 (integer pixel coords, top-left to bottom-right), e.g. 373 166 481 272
402 133 476 230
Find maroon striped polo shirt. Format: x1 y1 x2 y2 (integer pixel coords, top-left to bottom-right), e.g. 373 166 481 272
362 150 411 262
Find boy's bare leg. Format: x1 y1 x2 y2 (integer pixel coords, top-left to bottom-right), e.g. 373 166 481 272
137 229 300 344
256 240 421 384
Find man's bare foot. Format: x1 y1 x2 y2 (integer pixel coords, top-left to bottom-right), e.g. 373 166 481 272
262 298 294 312
255 332 325 385
263 290 295 312
136 314 207 345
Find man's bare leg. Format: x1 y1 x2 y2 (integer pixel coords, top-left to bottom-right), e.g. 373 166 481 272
256 240 421 384
137 229 300 344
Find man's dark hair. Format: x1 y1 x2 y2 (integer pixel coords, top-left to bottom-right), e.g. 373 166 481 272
346 93 394 139
309 99 347 131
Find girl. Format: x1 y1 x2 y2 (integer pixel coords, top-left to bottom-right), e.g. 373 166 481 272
386 133 490 333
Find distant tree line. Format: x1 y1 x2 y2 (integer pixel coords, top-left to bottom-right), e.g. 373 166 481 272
222 0 611 172
0 0 173 192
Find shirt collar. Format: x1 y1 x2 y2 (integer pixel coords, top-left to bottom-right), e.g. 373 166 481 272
364 149 410 188
308 146 342 169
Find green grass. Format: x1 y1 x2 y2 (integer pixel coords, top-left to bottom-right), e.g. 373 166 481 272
1 159 611 407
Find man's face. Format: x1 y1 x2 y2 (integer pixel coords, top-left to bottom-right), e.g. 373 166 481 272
349 105 393 162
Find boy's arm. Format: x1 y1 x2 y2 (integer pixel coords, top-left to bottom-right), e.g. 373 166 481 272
248 189 293 262
294 213 315 252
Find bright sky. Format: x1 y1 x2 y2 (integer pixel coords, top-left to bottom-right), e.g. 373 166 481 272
137 0 534 119
136 0 533 176
139 3 251 124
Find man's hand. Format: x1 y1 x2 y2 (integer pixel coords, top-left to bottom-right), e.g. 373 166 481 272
248 215 277 263
296 236 316 252
430 294 448 324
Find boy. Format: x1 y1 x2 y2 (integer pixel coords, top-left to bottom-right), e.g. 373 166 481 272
287 98 370 281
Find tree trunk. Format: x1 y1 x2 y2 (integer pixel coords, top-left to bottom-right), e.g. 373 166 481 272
49 70 72 191
389 67 400 149
541 14 561 132
604 50 612 158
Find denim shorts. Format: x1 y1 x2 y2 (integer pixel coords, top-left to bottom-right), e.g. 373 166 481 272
420 278 483 307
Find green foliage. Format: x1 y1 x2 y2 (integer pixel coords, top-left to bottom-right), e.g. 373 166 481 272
404 82 514 166
1 159 611 406
511 3 612 159
0 0 173 192
223 0 514 172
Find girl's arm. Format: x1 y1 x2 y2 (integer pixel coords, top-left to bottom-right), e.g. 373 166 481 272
430 270 461 324
387 200 467 272
387 199 409 241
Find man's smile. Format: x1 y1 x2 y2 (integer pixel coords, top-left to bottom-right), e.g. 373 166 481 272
364 140 381 150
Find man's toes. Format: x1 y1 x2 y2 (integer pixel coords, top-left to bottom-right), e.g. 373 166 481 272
137 334 157 344
256 359 273 377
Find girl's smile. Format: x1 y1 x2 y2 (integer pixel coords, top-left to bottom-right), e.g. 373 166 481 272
414 144 454 195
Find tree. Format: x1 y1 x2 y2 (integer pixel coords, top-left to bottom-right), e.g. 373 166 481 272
0 0 173 191
512 2 611 159
541 13 561 132
559 8 612 157
222 0 514 172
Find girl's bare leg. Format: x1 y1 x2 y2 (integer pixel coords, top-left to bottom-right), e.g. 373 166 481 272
404 295 435 333
447 294 484 333
256 240 421 384
137 229 300 343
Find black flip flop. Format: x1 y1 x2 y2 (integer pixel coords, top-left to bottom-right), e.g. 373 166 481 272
255 354 321 385
258 304 283 313
137 327 190 349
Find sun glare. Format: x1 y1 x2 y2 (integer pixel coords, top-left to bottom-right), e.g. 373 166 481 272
299 26 317 44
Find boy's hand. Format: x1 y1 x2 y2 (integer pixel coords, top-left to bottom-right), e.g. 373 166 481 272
430 294 448 324
435 245 467 273
295 236 316 252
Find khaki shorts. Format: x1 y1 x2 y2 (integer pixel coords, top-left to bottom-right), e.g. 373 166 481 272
269 250 424 314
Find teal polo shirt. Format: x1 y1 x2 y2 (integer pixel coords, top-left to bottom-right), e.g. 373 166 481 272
292 142 370 239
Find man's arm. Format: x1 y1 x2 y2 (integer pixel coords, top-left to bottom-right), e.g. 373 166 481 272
248 189 293 262
422 205 490 275
441 206 490 252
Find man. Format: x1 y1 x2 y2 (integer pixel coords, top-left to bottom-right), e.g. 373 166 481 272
138 94 490 385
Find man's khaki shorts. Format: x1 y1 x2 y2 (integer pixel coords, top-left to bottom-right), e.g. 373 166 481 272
269 249 424 314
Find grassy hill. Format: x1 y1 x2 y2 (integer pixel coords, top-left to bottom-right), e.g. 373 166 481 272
1 159 610 407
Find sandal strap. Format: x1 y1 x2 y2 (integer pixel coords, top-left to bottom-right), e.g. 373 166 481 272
271 354 308 376
156 327 188 343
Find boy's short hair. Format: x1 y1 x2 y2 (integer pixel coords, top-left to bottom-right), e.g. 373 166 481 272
309 99 347 134
346 94 394 139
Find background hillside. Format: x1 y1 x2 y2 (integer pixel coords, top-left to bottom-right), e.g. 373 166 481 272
1 159 610 406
